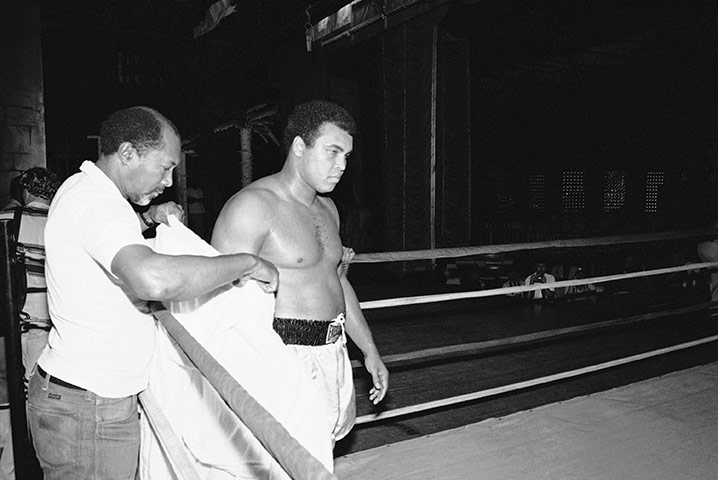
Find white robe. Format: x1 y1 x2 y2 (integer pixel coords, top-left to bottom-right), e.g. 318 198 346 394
139 216 333 479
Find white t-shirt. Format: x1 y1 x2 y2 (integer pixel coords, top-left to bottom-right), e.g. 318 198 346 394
524 272 556 299
39 161 156 398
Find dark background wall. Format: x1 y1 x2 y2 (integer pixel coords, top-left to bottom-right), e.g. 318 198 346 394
0 1 46 207
4 0 718 251
319 1 718 252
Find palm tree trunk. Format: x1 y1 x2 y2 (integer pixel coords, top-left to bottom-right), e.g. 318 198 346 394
239 127 253 188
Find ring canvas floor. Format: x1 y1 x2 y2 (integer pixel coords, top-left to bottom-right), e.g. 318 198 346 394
335 361 718 480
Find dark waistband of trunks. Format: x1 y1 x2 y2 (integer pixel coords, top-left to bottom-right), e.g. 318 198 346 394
273 315 344 346
37 365 86 391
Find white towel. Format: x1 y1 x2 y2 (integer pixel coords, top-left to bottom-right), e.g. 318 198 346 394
140 216 333 479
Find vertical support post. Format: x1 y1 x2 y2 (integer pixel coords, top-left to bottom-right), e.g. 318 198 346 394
465 36 472 242
0 219 34 479
430 23 437 254
175 151 188 226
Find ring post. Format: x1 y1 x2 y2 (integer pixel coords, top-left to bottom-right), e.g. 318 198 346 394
1 219 34 479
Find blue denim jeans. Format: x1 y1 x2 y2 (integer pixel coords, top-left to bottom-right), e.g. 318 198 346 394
27 367 140 480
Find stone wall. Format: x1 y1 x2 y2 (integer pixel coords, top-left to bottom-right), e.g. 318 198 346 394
0 1 46 207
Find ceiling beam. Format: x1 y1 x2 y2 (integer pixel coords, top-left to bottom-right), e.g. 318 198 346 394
308 0 356 25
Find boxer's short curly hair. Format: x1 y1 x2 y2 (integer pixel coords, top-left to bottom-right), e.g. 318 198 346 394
283 100 356 153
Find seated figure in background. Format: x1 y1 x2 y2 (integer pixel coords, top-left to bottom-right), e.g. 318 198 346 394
525 262 556 300
565 267 597 300
502 270 526 299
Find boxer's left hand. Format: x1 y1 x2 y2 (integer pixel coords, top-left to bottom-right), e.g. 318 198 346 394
365 352 389 405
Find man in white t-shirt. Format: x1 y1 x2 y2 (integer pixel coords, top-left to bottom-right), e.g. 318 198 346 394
525 262 556 300
27 106 278 480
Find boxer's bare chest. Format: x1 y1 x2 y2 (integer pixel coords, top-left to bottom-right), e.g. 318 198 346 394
263 199 342 269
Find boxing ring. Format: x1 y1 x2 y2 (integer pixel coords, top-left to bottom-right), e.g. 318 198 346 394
143 228 718 479
331 232 718 478
2 221 718 479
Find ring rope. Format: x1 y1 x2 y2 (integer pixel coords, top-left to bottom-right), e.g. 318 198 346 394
358 261 715 310
350 301 716 369
352 228 718 263
356 334 718 424
143 233 715 465
138 389 203 480
151 306 338 480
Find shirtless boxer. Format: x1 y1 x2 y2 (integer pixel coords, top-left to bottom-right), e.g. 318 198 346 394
212 100 388 443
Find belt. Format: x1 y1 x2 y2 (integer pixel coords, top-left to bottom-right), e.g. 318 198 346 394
37 365 86 391
273 314 346 346
21 322 52 333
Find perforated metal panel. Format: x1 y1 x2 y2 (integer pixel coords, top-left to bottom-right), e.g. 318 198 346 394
603 170 626 211
529 173 546 211
645 171 664 213
562 171 584 211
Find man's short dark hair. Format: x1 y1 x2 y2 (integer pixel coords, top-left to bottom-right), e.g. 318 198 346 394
283 100 356 153
99 106 180 157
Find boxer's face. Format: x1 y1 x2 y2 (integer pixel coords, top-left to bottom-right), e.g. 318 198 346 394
297 122 353 194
